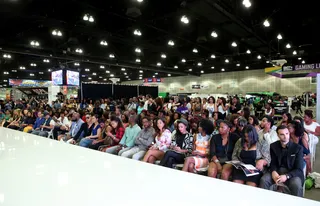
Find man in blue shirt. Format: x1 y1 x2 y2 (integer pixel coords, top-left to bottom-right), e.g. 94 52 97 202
30 111 45 133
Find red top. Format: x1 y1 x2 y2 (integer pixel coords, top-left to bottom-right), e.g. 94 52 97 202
112 126 125 146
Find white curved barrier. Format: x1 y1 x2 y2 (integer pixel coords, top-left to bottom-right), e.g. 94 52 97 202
0 128 319 206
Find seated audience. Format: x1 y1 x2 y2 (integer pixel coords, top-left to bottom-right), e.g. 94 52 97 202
288 121 311 174
19 110 35 132
160 119 193 168
79 115 102 148
232 125 271 187
52 111 71 140
248 115 260 132
60 113 87 144
182 119 213 173
277 113 292 127
258 115 278 145
303 110 320 136
264 103 275 117
208 120 239 180
143 118 171 163
31 111 55 137
260 125 304 197
120 116 155 160
105 115 141 155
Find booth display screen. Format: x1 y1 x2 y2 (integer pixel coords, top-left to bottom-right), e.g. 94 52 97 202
51 70 63 85
67 70 80 86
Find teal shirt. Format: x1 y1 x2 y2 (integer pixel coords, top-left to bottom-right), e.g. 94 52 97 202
120 124 141 147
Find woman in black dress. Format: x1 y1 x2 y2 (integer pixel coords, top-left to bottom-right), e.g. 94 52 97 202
231 125 270 187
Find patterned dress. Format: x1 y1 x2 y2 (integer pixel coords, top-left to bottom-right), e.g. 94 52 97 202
192 133 211 170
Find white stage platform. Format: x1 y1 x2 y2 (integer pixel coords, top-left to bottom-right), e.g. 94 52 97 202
0 128 319 206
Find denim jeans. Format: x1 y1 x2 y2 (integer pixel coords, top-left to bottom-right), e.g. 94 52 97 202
79 138 94 148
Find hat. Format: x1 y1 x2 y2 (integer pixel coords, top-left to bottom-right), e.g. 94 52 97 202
43 111 50 116
177 118 189 127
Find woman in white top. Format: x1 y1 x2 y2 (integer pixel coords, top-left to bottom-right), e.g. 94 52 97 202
202 97 208 111
143 118 172 164
217 97 229 119
206 96 217 118
264 103 274 117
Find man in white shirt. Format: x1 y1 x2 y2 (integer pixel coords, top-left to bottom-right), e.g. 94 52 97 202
127 98 137 111
258 115 279 145
52 111 71 140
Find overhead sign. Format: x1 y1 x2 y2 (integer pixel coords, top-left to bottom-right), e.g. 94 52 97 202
9 79 52 87
192 84 201 89
143 78 163 83
295 63 320 71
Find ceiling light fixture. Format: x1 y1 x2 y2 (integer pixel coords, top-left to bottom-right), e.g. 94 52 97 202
121 68 126 71
110 74 115 77
137 0 143 3
168 74 171 77
30 73 34 76
277 34 283 40
181 15 189 24
161 54 167 59
286 43 291 49
30 63 37 67
168 40 175 46
100 65 105 69
109 54 115 58
3 54 12 59
39 72 44 74
246 49 251 54
211 54 216 59
221 68 225 72
106 70 110 73
211 66 215 69
85 68 90 72
225 59 229 63
136 58 141 63
236 63 240 67
3 72 9 75
197 62 202 66
257 55 261 59
181 58 186 63
242 0 251 8
43 59 50 63
93 73 97 76
83 14 94 22
298 57 302 60
100 40 108 46
263 19 270 27
189 69 192 71
293 50 297 55
155 73 158 75
139 70 143 73
246 66 249 69
157 62 162 66
124 73 127 75
201 70 204 74
231 42 237 47
75 48 83 54
174 65 178 69
193 48 198 53
48 69 52 72
302 60 305 64
19 66 26 70
133 29 142 36
30 40 40 47
74 63 80 66
52 29 62 37
135 48 141 53
211 31 218 38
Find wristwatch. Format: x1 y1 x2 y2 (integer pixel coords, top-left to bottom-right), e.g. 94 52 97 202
286 174 290 180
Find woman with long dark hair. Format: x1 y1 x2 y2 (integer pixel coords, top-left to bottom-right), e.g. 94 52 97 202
160 119 193 168
99 116 125 152
231 125 270 187
217 97 228 120
143 118 172 164
248 115 260 132
277 113 292 127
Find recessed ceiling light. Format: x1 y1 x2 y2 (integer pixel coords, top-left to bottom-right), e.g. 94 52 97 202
19 66 26 70
3 54 12 59
246 66 249 69
121 68 126 71
109 54 115 58
30 40 40 47
139 74 143 76
52 29 62 37
136 58 141 63
83 14 94 22
100 40 108 46
99 76 102 79
137 0 143 3
93 73 97 76
110 74 114 77
266 61 270 63
201 70 204 73
88 77 92 80
3 80 7 82
155 73 158 75
157 62 162 66
43 59 50 63
189 68 192 71
231 42 237 47
246 49 251 54
39 72 44 74
211 31 218 38
168 40 175 46
126 76 129 78
225 59 229 63
139 77 142 79
103 78 107 81
3 72 9 75
257 55 261 59
139 70 143 73
263 19 270 27
48 69 52 72
197 62 202 66
236 63 240 67
221 68 225 72
302 60 305 64
293 50 297 55
30 63 37 67
135 48 141 53
211 66 215 69
75 48 83 54
100 65 105 69
298 57 302 60
181 15 189 24
124 73 127 75
106 70 110 73
74 63 80 66
85 68 90 72
168 74 171 77
152 75 155 78
133 29 142 36
161 54 167 59
193 48 198 53
277 34 283 40
30 73 34 76
181 58 186 63
211 54 216 59
286 44 291 49
174 65 178 69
